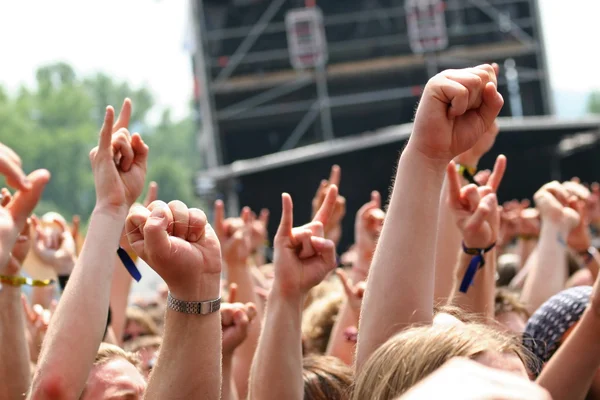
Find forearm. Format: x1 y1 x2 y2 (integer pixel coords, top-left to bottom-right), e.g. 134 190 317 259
31 208 124 399
222 356 239 400
516 238 537 269
356 146 445 372
450 249 497 319
521 222 568 314
537 308 600 400
0 286 30 399
146 274 222 400
109 254 133 345
249 290 303 400
326 299 358 365
227 262 263 398
434 178 463 304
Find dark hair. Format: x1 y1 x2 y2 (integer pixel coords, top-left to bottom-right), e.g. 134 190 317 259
302 355 353 400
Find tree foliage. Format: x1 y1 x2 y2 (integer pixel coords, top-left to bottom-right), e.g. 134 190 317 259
0 62 199 221
587 91 600 115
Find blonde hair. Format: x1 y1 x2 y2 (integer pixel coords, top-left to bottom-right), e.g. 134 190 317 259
495 287 530 320
304 275 343 310
94 343 140 368
302 292 343 354
303 355 353 400
352 323 527 400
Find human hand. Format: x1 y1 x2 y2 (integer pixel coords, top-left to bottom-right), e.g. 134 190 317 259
1 190 33 269
214 201 253 266
0 170 50 274
249 208 269 254
587 182 600 226
273 186 338 298
126 200 221 301
0 142 32 191
534 181 580 232
120 181 159 252
312 165 346 244
354 191 385 262
221 285 257 357
447 155 506 249
410 64 504 162
31 215 77 276
336 269 366 315
562 180 592 252
89 99 149 216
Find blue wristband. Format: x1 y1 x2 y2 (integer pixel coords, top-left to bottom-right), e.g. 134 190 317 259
459 242 495 293
117 247 142 282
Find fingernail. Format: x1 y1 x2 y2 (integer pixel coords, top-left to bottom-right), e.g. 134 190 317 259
22 177 32 189
151 207 166 219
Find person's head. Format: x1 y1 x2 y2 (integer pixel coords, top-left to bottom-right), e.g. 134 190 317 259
352 323 528 400
303 355 353 400
303 275 343 310
123 307 160 343
124 335 162 378
302 292 343 355
495 288 530 333
80 343 146 400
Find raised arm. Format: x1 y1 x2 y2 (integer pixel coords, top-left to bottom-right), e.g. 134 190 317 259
356 65 504 371
0 161 49 399
249 187 338 400
327 191 384 365
214 202 263 398
127 199 223 399
521 182 579 314
446 157 505 319
31 99 149 399
434 121 500 303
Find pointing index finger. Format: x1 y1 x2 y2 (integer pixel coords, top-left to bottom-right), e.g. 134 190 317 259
113 98 132 131
313 184 338 227
329 165 341 187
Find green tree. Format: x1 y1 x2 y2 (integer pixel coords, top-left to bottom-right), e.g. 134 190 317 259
0 62 199 221
587 91 600 115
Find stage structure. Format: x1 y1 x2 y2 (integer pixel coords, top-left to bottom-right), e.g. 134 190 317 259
189 0 559 245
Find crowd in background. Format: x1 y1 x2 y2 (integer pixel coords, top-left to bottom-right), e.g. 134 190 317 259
3 64 600 399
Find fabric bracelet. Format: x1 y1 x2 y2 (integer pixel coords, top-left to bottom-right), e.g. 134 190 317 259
459 242 496 293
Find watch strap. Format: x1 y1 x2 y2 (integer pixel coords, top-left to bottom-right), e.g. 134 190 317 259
167 292 221 315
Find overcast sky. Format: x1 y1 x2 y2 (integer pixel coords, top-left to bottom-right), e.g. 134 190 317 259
0 0 596 120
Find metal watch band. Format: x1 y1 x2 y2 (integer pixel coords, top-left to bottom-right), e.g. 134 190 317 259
167 292 221 315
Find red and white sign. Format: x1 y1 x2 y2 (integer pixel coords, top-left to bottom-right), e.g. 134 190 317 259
285 7 328 69
405 0 449 54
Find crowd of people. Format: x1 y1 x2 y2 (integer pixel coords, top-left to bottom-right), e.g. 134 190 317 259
2 63 600 399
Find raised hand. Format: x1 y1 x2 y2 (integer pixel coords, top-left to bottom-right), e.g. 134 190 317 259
249 208 269 254
0 171 50 273
447 156 506 249
126 200 221 301
335 269 366 315
0 143 31 191
222 286 257 356
31 216 77 276
354 191 385 260
273 186 338 298
410 64 504 161
534 181 580 231
561 180 592 252
89 99 149 214
214 201 253 266
312 165 346 244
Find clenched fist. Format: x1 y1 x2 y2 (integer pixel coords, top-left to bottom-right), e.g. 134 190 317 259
410 64 504 162
126 201 222 301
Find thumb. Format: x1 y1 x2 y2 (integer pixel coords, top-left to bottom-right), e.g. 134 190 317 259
143 205 172 260
335 269 354 298
8 170 51 230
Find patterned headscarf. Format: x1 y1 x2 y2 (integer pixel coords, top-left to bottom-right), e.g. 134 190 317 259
523 286 592 376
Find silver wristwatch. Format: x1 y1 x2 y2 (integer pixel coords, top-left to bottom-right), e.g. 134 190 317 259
167 292 221 315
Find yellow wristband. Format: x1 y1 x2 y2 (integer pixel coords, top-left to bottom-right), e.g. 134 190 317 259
126 250 139 263
0 275 55 287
